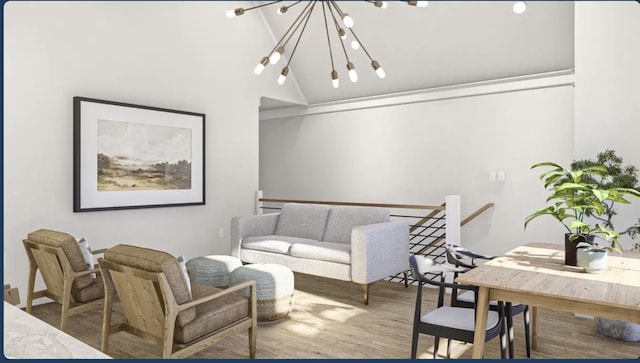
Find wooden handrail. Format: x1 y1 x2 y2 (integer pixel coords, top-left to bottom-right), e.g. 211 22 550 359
461 202 495 226
259 198 445 211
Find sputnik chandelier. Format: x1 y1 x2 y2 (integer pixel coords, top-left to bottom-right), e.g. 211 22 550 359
226 1 527 88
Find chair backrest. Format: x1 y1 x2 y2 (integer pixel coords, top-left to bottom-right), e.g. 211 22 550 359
445 244 496 269
99 257 172 339
409 254 474 307
102 244 196 327
23 229 93 292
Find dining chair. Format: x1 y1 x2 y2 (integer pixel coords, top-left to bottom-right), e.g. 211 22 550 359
99 244 257 359
23 229 105 332
445 244 531 358
409 254 507 359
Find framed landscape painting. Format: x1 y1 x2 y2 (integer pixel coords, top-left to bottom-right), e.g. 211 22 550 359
73 97 205 212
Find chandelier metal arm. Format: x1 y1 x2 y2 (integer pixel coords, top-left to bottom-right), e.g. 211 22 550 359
279 0 303 14
327 2 351 63
347 27 373 61
284 1 317 68
321 2 336 72
329 0 347 19
275 0 315 52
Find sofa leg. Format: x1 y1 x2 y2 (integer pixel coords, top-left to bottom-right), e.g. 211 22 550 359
360 283 372 305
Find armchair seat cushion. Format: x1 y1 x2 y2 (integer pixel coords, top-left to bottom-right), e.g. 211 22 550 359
174 284 250 344
71 278 104 303
289 241 351 264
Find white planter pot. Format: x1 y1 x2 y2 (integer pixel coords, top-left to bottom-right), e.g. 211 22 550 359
576 248 607 273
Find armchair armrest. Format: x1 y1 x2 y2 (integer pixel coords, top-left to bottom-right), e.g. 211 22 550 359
230 213 280 258
176 280 257 313
350 221 410 284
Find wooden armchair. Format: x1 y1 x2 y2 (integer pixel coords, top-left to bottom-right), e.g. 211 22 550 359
23 229 104 332
99 244 257 359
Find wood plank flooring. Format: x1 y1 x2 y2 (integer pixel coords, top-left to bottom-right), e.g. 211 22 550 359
26 273 640 359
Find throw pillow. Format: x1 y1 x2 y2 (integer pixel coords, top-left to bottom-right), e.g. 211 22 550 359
176 255 192 296
77 237 96 279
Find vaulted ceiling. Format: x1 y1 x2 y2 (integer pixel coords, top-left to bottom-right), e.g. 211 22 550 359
254 1 574 108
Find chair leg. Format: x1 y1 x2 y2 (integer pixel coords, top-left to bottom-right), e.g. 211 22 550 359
60 281 72 332
25 265 37 314
249 317 257 358
410 327 420 359
506 302 514 359
433 336 440 359
403 271 409 288
499 313 507 359
101 291 113 354
524 305 531 358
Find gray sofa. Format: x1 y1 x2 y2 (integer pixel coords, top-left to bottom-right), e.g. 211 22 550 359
231 203 410 304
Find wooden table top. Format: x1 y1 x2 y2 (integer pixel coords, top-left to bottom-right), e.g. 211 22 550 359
456 242 640 312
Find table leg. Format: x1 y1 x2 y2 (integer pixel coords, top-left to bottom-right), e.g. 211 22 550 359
471 286 490 359
531 306 538 350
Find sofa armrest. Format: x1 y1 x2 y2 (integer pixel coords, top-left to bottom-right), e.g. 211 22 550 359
350 221 410 284
230 213 280 258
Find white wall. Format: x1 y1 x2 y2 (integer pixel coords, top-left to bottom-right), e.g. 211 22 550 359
259 81 575 256
575 1 640 248
3 1 305 306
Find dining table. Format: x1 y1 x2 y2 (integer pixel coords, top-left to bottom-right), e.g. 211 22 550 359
455 242 640 359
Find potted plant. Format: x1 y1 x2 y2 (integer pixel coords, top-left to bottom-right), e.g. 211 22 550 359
524 161 640 266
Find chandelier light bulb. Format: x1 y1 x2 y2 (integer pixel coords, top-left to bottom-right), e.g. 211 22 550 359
371 60 386 79
342 14 354 28
338 28 347 40
277 67 289 85
347 62 358 83
331 70 340 88
408 1 429 7
226 8 244 18
351 40 360 50
269 47 284 65
513 1 527 14
254 57 269 75
277 6 288 15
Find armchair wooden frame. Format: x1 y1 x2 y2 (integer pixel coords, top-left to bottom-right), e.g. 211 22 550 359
23 239 104 332
99 258 257 359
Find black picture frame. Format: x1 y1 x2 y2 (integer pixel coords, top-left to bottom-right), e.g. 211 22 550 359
73 97 205 212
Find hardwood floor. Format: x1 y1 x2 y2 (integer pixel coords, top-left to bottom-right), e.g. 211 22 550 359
27 273 639 359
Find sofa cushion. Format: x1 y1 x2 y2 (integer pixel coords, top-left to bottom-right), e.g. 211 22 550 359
243 235 320 255
323 206 390 244
289 241 351 264
275 203 332 241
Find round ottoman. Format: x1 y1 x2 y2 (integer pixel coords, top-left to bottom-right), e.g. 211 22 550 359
229 263 294 321
186 255 243 288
